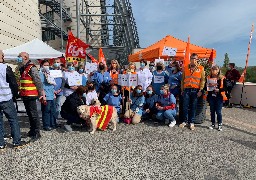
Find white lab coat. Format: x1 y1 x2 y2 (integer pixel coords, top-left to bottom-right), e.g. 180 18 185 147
136 68 153 92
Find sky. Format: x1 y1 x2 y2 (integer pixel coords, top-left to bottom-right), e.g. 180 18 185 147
130 0 256 67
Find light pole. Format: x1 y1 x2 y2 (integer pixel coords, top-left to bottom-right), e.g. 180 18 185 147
60 0 64 50
76 0 80 38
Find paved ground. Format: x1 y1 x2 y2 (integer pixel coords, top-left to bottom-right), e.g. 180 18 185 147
0 104 255 180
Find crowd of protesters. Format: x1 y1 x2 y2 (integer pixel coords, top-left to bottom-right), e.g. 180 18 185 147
0 50 240 150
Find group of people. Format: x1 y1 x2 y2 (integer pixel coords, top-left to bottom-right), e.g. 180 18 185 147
0 50 240 150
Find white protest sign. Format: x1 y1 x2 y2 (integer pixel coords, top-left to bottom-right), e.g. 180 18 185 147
207 78 218 91
85 62 98 74
128 74 138 87
49 70 63 78
154 75 164 84
67 74 82 86
154 58 164 66
162 46 177 56
118 74 138 87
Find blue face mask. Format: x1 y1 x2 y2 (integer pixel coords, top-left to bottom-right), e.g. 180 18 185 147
82 93 87 98
111 89 117 94
171 67 176 71
147 90 152 95
68 66 75 71
17 57 23 63
79 69 84 73
160 90 165 94
136 89 142 94
53 63 60 68
140 63 145 68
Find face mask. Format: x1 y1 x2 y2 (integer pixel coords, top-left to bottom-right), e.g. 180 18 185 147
68 66 75 71
160 90 165 94
171 67 176 71
111 89 117 94
136 89 141 94
43 66 50 72
147 90 152 95
157 66 162 71
140 63 145 68
88 85 94 91
82 93 87 98
17 57 23 63
149 66 154 69
99 65 105 70
53 63 60 68
79 69 84 73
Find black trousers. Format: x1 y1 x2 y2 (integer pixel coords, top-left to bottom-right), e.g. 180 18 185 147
23 98 41 135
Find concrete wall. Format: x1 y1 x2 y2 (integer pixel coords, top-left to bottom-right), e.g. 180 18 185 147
0 0 41 50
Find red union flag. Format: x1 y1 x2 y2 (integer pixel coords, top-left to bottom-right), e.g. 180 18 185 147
65 31 90 63
98 47 106 64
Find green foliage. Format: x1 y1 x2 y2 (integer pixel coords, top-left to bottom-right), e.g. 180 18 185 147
243 66 256 83
223 53 230 68
197 58 212 77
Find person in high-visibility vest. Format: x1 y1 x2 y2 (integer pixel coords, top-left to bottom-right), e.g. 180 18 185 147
206 66 227 131
179 53 205 130
18 52 44 141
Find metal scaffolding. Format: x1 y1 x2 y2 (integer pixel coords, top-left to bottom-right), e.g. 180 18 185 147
80 0 140 64
39 0 71 49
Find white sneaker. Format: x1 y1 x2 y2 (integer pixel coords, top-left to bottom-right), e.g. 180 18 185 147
64 124 73 132
169 120 176 127
209 124 215 130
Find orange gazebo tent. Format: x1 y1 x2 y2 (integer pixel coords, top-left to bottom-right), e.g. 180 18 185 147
128 35 216 62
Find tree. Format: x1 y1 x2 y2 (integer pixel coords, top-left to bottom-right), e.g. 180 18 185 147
222 53 230 74
223 53 230 68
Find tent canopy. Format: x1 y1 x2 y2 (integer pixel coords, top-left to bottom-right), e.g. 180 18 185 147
129 35 216 62
3 38 64 60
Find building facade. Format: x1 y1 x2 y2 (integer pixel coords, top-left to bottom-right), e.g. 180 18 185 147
0 0 41 50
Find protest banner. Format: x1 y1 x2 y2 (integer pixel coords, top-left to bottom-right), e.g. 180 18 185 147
118 74 138 87
49 70 63 78
162 46 177 56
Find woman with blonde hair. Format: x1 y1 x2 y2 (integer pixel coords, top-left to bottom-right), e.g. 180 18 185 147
108 59 120 86
205 65 227 131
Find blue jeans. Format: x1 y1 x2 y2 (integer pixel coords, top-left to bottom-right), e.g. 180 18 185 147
156 109 176 122
208 95 223 124
182 88 199 124
41 100 56 129
0 99 21 146
55 95 62 118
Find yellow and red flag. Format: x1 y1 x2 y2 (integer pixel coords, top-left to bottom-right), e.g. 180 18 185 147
96 105 113 130
98 47 106 64
65 31 90 63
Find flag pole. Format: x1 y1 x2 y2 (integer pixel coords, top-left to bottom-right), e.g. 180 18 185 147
239 23 254 108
